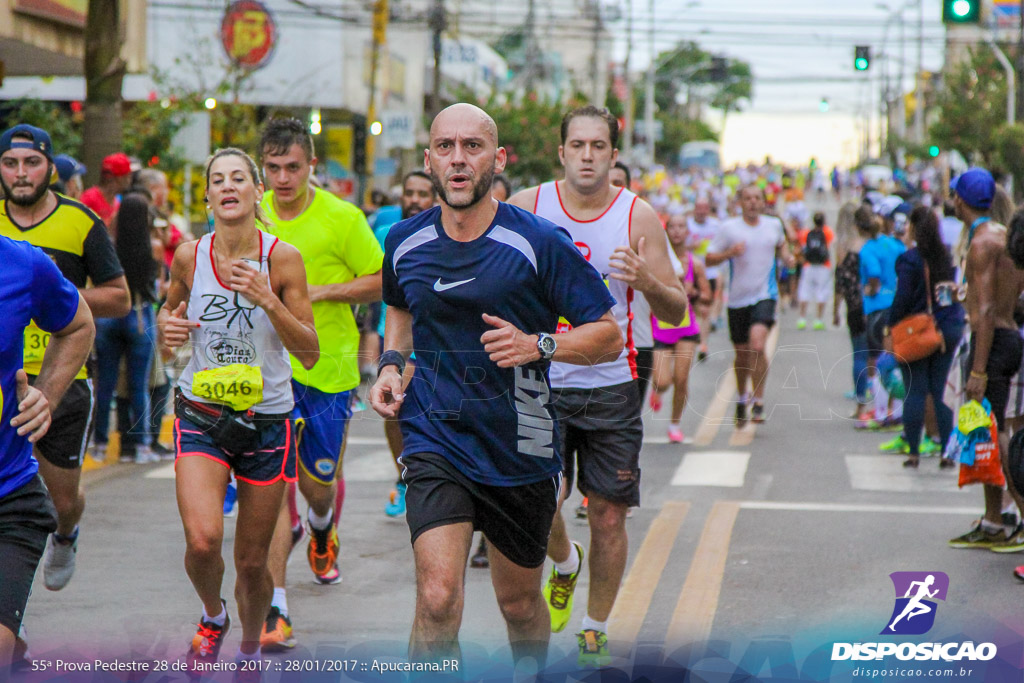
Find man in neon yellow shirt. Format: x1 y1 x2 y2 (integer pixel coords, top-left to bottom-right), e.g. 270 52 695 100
258 118 383 649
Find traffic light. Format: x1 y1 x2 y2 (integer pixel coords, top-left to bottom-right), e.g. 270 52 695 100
942 0 980 24
929 145 940 157
819 98 829 113
854 46 870 72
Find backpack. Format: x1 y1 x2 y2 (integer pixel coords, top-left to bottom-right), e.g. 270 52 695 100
803 227 829 265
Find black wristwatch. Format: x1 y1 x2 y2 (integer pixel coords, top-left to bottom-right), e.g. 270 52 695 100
536 332 557 361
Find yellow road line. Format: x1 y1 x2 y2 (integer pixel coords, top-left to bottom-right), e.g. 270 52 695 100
664 500 740 648
609 501 690 647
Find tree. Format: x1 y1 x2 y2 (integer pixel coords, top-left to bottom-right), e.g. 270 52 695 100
83 0 126 186
0 99 82 158
484 93 583 186
931 46 1008 166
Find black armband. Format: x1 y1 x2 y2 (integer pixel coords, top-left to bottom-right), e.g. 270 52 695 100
377 350 407 378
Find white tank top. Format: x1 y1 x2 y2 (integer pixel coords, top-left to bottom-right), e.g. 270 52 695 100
534 181 637 389
178 230 294 413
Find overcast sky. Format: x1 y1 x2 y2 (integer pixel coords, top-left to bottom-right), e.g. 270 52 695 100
611 0 950 166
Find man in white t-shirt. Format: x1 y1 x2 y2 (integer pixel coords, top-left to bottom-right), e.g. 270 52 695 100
706 185 794 425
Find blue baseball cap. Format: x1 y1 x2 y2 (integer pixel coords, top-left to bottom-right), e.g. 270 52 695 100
54 154 86 183
0 124 54 161
951 168 995 210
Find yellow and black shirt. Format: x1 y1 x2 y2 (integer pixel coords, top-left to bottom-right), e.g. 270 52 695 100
0 195 123 377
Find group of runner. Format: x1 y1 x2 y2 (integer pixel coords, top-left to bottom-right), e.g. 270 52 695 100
0 101 802 681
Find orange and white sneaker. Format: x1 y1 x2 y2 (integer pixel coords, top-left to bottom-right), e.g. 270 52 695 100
260 606 296 651
307 520 340 583
187 602 230 672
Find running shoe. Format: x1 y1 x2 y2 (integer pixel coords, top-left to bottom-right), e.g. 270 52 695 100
576 629 611 668
385 482 407 518
544 541 584 633
43 530 77 591
697 346 708 362
187 602 230 671
854 417 880 430
948 522 1010 549
750 402 765 424
119 443 136 464
575 497 588 519
667 425 685 443
649 391 662 412
1014 565 1024 582
223 480 238 518
89 442 107 463
260 606 296 651
735 399 747 426
307 519 340 581
151 442 175 460
291 523 305 550
314 563 342 585
470 537 489 568
812 320 826 331
920 436 942 456
878 435 909 454
135 445 159 464
991 526 1024 553
796 318 807 330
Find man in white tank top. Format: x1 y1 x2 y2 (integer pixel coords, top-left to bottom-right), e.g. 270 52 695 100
509 105 687 667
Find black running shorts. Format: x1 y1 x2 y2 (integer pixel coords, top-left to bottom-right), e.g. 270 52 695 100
634 347 654 403
0 475 57 634
552 380 643 507
727 299 777 345
401 451 560 569
30 377 95 470
969 329 1024 431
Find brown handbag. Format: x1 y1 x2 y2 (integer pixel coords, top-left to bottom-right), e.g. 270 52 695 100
891 262 945 362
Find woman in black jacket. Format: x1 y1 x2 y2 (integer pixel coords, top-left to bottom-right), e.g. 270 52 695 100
888 206 965 468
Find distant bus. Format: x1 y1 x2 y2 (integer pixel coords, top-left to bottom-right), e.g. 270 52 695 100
679 141 721 172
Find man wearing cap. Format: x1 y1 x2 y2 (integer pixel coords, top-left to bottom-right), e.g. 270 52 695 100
948 168 1024 550
80 152 132 224
52 155 86 200
0 124 130 594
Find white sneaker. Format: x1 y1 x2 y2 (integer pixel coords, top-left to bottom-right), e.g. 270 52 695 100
43 533 77 591
88 443 106 463
134 445 159 464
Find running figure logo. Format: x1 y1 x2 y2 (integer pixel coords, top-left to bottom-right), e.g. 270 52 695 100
881 571 949 635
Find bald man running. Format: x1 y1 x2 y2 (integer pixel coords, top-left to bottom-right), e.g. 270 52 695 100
370 103 622 670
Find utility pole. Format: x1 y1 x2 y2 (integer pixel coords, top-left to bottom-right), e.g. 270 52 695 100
644 0 655 166
524 0 537 92
913 0 924 142
622 0 634 160
589 0 604 105
429 0 447 118
1017 0 1024 121
363 0 388 207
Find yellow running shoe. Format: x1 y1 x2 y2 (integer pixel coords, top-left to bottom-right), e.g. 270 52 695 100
577 628 611 668
543 541 584 633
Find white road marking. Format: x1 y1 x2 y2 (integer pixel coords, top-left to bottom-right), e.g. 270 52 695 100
671 451 750 487
739 501 979 514
845 454 969 493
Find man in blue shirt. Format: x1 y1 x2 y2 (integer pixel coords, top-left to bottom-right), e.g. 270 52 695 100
0 230 94 679
370 103 622 670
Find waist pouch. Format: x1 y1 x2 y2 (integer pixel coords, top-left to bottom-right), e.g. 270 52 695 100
175 391 287 454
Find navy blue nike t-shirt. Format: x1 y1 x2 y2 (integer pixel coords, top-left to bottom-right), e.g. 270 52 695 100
0 234 80 499
382 202 616 486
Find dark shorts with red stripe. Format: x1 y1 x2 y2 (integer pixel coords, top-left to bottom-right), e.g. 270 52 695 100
173 416 297 485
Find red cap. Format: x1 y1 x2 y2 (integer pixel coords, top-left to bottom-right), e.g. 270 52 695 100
101 152 132 177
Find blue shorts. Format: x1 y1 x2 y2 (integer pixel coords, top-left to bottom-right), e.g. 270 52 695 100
174 416 297 486
291 380 353 484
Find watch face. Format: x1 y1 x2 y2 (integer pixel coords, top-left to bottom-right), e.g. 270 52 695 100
539 335 556 355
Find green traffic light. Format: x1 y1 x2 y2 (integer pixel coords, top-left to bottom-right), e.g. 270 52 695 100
952 0 971 17
943 0 979 23
929 146 940 157
855 58 868 71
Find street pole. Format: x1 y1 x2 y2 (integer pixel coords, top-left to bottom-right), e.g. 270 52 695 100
622 0 634 160
644 0 655 166
913 0 924 142
430 0 446 118
989 35 1016 195
589 0 603 105
524 0 536 92
363 0 388 208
